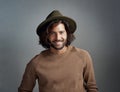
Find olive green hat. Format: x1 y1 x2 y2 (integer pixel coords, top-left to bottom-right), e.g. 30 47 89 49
36 10 77 35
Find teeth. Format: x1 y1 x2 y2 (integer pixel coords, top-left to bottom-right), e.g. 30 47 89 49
55 42 62 45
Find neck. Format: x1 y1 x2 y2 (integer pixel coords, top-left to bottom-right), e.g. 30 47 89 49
50 46 68 55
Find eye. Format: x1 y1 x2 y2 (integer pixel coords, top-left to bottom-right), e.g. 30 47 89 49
49 32 56 35
59 31 64 34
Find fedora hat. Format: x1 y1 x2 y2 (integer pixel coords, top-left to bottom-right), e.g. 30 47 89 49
36 10 76 35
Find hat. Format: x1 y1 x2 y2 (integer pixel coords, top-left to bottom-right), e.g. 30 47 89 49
36 10 76 35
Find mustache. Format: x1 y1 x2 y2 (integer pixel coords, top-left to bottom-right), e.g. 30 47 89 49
53 40 64 42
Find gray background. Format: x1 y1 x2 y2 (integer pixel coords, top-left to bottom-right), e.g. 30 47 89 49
0 0 120 92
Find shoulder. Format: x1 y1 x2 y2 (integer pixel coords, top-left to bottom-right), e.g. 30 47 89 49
69 45 90 56
27 50 49 65
70 46 93 66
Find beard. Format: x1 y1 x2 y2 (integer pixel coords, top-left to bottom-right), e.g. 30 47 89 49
49 39 67 50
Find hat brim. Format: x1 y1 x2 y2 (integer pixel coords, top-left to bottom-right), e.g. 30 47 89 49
36 16 76 35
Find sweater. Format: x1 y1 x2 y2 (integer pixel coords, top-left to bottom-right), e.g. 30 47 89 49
18 46 98 92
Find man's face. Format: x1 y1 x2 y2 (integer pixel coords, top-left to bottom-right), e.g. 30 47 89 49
48 23 67 50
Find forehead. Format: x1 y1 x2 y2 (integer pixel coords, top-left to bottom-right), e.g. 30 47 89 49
48 22 66 32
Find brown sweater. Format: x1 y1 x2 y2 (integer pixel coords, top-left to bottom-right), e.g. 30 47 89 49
18 46 98 92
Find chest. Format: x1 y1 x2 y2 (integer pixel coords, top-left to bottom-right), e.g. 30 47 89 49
35 55 84 86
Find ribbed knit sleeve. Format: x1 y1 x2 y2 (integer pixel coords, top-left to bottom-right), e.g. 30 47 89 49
18 57 38 92
83 51 98 92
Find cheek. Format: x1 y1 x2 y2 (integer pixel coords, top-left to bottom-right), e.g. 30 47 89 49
64 33 67 40
48 35 55 42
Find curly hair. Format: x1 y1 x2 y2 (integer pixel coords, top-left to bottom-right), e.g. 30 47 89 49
37 19 75 49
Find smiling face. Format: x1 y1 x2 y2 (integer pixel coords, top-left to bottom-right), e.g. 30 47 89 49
48 22 67 50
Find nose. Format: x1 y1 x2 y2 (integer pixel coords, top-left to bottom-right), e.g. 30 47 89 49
56 33 61 40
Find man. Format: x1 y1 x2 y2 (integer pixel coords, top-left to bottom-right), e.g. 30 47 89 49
18 10 98 92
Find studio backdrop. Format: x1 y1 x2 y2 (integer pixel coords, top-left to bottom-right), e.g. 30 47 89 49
0 0 119 92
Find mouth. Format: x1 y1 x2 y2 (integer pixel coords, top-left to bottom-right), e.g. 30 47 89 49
50 40 66 50
53 40 64 43
55 42 63 45
52 40 64 46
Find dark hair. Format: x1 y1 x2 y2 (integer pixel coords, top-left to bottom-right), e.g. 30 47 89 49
37 19 75 49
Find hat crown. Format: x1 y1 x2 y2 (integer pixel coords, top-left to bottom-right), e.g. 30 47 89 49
46 10 63 19
37 10 76 36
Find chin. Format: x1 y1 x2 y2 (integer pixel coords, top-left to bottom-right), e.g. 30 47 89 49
51 45 65 50
54 46 64 50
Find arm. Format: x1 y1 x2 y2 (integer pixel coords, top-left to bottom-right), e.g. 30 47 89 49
83 51 98 92
18 61 37 92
